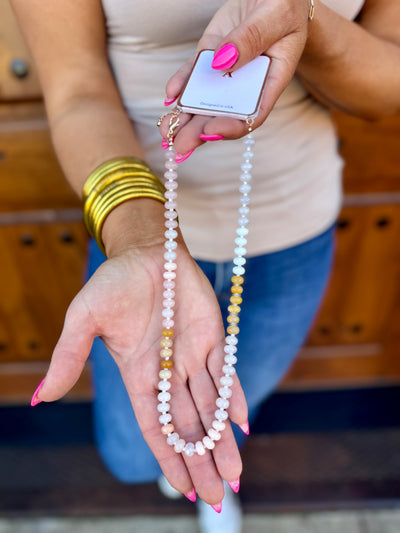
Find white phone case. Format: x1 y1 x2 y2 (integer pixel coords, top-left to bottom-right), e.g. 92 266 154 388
177 49 271 120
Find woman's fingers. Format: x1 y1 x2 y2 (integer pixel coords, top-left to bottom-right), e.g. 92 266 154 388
33 294 96 403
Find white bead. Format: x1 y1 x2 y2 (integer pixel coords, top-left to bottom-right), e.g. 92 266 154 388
159 380 171 391
164 250 176 261
165 240 177 250
157 402 170 413
241 162 252 172
239 184 251 194
212 420 226 432
163 271 176 280
158 391 171 402
235 237 247 246
167 432 179 445
165 200 177 210
164 170 178 180
165 229 178 240
159 413 172 424
165 220 178 229
243 150 254 159
238 206 250 215
240 195 251 206
219 386 233 399
215 409 229 421
165 161 178 170
184 442 195 457
164 210 178 219
159 369 172 380
163 280 175 289
223 364 236 376
203 436 215 450
244 137 255 146
240 173 252 182
162 308 174 319
236 227 248 237
195 441 206 455
238 216 249 226
163 299 175 309
220 376 233 387
165 190 177 200
224 344 237 354
174 439 186 453
208 428 222 441
233 266 245 276
163 262 177 271
164 180 178 190
216 397 229 409
162 318 174 328
163 289 175 299
233 256 246 266
224 354 237 365
225 335 238 345
234 247 247 256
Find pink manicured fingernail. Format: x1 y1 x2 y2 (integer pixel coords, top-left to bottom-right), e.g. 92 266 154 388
212 44 239 70
184 488 197 502
161 138 169 150
164 96 178 106
175 149 194 163
199 134 224 141
239 421 250 435
228 477 241 493
31 378 45 407
211 502 222 513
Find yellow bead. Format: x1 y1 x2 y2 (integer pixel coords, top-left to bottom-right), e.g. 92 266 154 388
227 315 240 324
230 295 243 305
161 423 175 435
160 338 173 348
161 359 173 369
231 285 243 294
160 348 173 358
227 325 240 335
231 275 244 285
228 304 241 314
159 369 172 380
162 328 174 338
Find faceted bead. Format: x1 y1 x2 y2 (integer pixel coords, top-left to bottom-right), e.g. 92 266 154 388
230 295 243 305
238 216 249 226
220 376 233 387
233 266 245 276
159 413 172 424
240 195 251 206
225 335 238 345
228 305 241 314
244 136 255 146
174 439 186 453
162 318 174 328
234 247 247 256
213 420 226 432
239 183 251 194
165 200 177 210
238 206 250 215
216 397 229 409
195 441 206 456
227 325 239 335
227 315 239 324
163 262 177 272
233 257 246 266
162 298 175 308
224 354 238 365
223 364 236 376
184 442 195 457
164 180 178 190
241 162 253 172
161 423 175 435
240 173 252 182
165 190 177 200
167 432 179 445
162 308 174 319
165 240 177 250
165 161 178 170
215 409 229 421
165 219 178 229
159 369 172 380
163 280 175 289
236 227 248 237
219 386 232 399
244 149 254 158
231 275 244 285
164 210 178 220
224 344 237 354
163 290 175 299
165 229 178 239
157 402 170 413
159 380 171 391
158 391 171 402
163 271 176 280
164 250 177 261
235 237 247 247
160 348 173 358
203 436 215 450
161 359 173 369
160 338 173 348
164 170 178 180
208 428 221 441
231 285 243 294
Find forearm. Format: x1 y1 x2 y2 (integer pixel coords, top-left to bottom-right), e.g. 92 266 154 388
297 0 400 119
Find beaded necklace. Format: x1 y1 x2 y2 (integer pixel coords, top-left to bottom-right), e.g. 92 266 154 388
158 112 254 456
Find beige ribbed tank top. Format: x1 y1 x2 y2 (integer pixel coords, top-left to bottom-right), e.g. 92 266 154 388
101 0 365 260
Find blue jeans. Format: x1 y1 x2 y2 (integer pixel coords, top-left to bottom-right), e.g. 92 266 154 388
88 225 335 482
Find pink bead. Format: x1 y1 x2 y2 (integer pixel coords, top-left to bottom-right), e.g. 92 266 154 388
165 220 178 229
165 180 178 190
163 298 175 308
163 271 176 280
164 210 178 220
163 318 174 328
164 170 178 180
161 423 175 435
163 280 175 289
165 200 177 210
165 161 178 170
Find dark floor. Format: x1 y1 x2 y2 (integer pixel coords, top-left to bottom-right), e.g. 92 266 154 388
1 387 400 517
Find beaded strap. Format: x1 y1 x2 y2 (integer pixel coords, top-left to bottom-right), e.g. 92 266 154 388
157 114 255 456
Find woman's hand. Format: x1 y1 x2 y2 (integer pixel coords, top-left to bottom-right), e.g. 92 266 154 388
33 235 247 505
160 0 312 155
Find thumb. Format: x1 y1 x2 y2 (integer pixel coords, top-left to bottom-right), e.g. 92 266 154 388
31 296 96 405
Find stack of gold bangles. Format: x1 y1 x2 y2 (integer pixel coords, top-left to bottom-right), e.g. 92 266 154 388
83 156 166 254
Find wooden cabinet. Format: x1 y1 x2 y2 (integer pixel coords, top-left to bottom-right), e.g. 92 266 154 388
1 3 400 403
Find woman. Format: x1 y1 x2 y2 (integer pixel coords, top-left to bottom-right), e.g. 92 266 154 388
12 0 400 530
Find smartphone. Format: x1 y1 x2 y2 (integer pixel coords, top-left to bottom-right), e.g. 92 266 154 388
177 49 271 120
